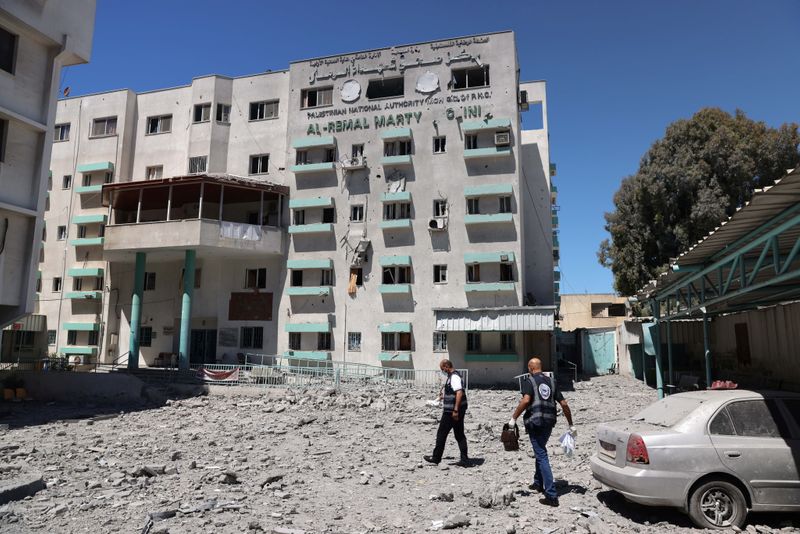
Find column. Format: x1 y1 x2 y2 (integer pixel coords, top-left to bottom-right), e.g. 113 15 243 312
178 249 196 371
652 302 664 400
128 252 146 369
703 313 712 389
666 319 674 390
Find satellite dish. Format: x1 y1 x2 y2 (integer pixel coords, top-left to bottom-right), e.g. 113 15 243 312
340 80 361 103
416 71 439 94
63 86 71 97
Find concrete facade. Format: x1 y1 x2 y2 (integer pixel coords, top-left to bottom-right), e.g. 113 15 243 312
0 1 96 328
557 293 628 333
30 31 557 384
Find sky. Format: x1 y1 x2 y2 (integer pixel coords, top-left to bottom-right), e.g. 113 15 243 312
63 0 800 294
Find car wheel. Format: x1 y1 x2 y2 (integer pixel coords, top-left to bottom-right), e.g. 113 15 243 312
688 480 747 529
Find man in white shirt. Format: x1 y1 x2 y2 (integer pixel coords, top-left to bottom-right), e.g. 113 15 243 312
424 359 470 467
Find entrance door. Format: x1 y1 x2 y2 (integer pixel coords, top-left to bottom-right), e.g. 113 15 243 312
190 329 217 365
582 330 616 375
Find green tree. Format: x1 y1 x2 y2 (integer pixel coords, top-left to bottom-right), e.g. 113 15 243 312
599 108 799 296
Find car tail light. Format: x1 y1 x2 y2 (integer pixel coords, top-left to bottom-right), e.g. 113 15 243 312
626 434 649 464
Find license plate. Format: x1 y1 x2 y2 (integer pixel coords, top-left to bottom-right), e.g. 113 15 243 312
599 440 616 459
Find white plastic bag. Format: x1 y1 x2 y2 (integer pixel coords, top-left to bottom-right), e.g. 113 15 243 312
559 431 576 457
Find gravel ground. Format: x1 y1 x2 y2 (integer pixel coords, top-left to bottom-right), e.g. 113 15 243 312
0 374 798 533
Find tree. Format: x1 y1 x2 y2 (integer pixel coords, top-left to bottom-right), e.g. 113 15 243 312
599 108 799 296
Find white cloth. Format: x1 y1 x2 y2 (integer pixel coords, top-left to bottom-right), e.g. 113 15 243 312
449 373 463 392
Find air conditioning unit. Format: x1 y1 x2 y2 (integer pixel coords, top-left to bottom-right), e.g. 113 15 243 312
494 131 511 146
342 155 367 170
518 90 529 110
428 217 448 231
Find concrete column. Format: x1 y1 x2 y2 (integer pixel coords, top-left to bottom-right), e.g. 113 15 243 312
703 313 712 389
666 319 674 389
178 249 196 371
128 252 146 369
653 321 664 400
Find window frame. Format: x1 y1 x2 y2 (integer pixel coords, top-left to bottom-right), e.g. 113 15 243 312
317 332 332 351
139 326 153 347
366 76 405 100
249 100 279 121
451 65 490 90
57 225 67 241
383 139 412 157
499 195 512 214
433 264 448 284
288 332 301 351
467 332 482 352
240 326 264 349
467 197 480 215
348 332 362 352
350 204 364 222
188 155 208 174
433 332 448 352
465 134 478 150
144 272 157 291
433 136 447 154
293 209 305 226
146 114 172 135
501 332 515 352
320 269 333 286
301 87 333 109
245 267 267 290
145 165 163 181
193 103 211 123
53 277 62 292
90 116 118 138
216 103 231 124
500 262 514 282
382 265 411 285
62 175 72 190
467 264 481 283
66 330 77 345
0 26 18 75
54 123 71 142
249 154 270 175
47 330 56 346
433 199 448 217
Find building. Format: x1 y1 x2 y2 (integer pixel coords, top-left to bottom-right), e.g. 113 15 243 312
0 1 96 334
33 31 557 384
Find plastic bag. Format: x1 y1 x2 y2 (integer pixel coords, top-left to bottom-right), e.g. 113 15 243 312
559 431 575 457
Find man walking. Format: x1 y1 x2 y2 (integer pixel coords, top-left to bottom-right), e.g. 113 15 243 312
509 357 575 506
424 359 470 467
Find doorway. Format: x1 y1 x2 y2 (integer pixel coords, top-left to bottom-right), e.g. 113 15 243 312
190 329 217 365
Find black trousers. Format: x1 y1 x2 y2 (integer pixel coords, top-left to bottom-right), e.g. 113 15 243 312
432 407 468 461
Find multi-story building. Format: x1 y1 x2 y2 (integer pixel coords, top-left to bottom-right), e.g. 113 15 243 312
35 31 557 384
0 1 96 335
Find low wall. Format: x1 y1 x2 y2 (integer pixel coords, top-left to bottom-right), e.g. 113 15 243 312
1 371 146 403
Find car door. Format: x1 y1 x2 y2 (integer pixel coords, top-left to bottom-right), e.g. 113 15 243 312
709 399 800 508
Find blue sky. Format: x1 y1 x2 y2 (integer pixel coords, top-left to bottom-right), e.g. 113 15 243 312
65 0 800 294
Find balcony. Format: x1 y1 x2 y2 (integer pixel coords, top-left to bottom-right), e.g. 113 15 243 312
285 322 330 333
70 237 105 247
341 155 367 171
381 128 412 141
283 350 331 361
464 353 518 362
378 284 411 294
290 161 336 174
291 136 335 149
65 291 102 300
463 146 512 160
286 286 332 297
378 351 412 362
72 214 107 225
288 223 334 234
75 184 103 195
380 191 411 203
379 219 412 230
60 346 98 357
381 154 412 166
461 118 512 133
67 267 104 277
288 197 333 210
63 322 99 331
464 184 513 198
77 161 114 174
464 213 513 225
287 259 333 270
464 251 515 264
464 282 515 293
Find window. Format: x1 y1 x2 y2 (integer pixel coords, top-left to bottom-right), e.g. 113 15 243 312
62 175 72 189
47 330 56 346
193 103 211 123
91 117 117 137
724 400 790 438
240 327 264 349
82 174 92 186
381 332 396 351
709 409 736 436
249 154 270 175
293 210 305 226
452 65 490 89
352 144 364 157
467 264 481 283
146 115 172 134
500 263 514 282
88 330 99 346
322 208 335 224
53 277 62 292
77 225 87 239
501 333 515 352
67 330 77 345
467 198 480 215
366 77 404 99
0 26 17 74
144 272 156 291
433 332 448 352
383 203 411 220
384 140 412 156
467 332 481 352
434 265 448 284
140 326 153 347
57 226 67 240
318 332 332 350
301 87 333 109
499 196 512 214
98 224 106 238
35 278 41 293
433 136 447 154
350 268 363 287
288 332 301 350
104 172 113 184
348 332 361 351
295 150 309 165
320 269 333 286
350 204 364 222
291 269 303 287
433 199 448 217
382 266 410 284
95 276 104 291
216 103 231 123
13 330 34 349
146 165 163 181
189 156 207 174
324 148 336 163
0 119 5 162
465 134 478 150
245 268 267 289
54 123 70 142
249 100 279 121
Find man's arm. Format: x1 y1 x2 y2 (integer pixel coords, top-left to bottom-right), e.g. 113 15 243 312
511 394 532 421
452 390 463 420
559 399 573 427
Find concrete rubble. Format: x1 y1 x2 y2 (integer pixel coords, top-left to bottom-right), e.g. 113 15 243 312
0 374 797 533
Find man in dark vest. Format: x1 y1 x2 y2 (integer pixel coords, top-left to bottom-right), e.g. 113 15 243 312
424 359 470 467
509 357 575 506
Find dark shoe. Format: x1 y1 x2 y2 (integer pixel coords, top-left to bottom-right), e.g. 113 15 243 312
423 455 440 465
455 458 471 467
528 483 543 493
539 496 559 507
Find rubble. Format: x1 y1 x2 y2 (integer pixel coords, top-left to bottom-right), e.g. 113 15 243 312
0 374 796 533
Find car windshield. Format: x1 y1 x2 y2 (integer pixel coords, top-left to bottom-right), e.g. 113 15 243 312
631 396 704 427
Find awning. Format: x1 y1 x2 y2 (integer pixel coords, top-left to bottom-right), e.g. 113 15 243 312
287 259 333 270
379 322 412 333
285 322 330 333
380 255 411 267
462 118 512 132
464 251 515 264
289 197 334 209
434 307 555 332
381 127 412 140
77 161 114 173
464 184 513 197
3 314 46 332
380 191 411 203
291 136 335 149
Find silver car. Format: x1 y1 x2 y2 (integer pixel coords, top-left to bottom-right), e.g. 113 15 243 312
590 390 800 529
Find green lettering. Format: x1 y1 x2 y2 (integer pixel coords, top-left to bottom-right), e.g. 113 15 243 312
374 115 385 129
306 123 316 135
404 112 412 125
386 115 395 127
354 118 362 131
326 122 335 133
413 111 422 124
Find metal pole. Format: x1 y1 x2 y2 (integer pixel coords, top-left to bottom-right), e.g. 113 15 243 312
198 182 204 219
178 249 196 371
128 252 146 369
666 319 673 389
703 313 712 389
652 302 664 399
218 185 224 221
136 188 143 223
258 191 264 226
166 185 172 221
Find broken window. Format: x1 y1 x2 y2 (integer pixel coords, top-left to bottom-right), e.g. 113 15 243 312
216 103 231 123
322 208 335 224
348 332 361 351
366 77 404 99
0 26 17 74
382 266 410 285
451 65 490 90
193 103 211 123
249 100 279 121
398 332 412 351
293 210 305 226
608 303 626 317
291 270 303 287
352 144 364 158
188 156 207 174
139 327 152 347
53 277 62 292
249 154 270 175
433 136 446 154
62 175 72 189
350 204 364 222
383 202 411 220
245 268 267 289
433 265 448 284
433 199 448 217
350 268 363 286
500 263 514 282
384 140 412 156
467 264 481 283
301 87 333 109
320 269 333 286
146 166 163 181
433 332 447 352
324 148 336 163
67 330 77 345
467 198 480 215
144 272 157 291
147 115 172 134
91 116 117 137
467 332 481 352
465 134 478 150
57 226 67 240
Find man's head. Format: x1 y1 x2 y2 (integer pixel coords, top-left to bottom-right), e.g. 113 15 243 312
439 359 454 374
527 357 543 374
